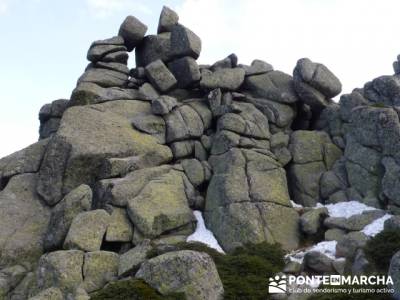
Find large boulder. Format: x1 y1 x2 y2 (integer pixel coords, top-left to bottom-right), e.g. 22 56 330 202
205 148 299 251
126 168 195 238
200 68 245 91
293 58 342 98
288 130 342 206
37 250 84 297
118 15 147 51
63 209 110 252
82 251 119 293
44 184 93 251
37 102 172 205
136 250 224 300
243 70 299 104
0 139 48 187
157 6 179 33
0 174 50 268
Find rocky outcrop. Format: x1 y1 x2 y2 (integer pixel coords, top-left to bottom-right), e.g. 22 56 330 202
136 250 224 300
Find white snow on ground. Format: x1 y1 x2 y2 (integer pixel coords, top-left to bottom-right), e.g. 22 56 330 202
287 200 393 263
322 201 376 218
362 214 392 237
290 200 303 209
286 241 337 264
187 210 225 254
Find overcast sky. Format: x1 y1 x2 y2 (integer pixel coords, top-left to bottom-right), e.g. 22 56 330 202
0 0 399 158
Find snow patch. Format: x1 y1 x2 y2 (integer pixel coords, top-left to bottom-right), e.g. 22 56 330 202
187 210 225 254
323 201 376 218
362 214 392 237
286 241 337 264
290 200 303 209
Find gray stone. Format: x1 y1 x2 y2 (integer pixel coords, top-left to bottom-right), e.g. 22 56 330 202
244 70 299 104
300 207 328 235
126 169 195 238
388 250 400 300
270 132 290 149
44 184 92 251
320 171 346 199
288 161 326 207
181 159 205 187
83 251 119 292
0 139 48 181
327 190 348 204
324 228 346 242
332 258 346 275
70 82 150 106
151 95 178 115
217 102 270 139
96 165 173 207
37 250 84 296
205 149 299 252
158 6 179 33
289 130 326 164
210 54 238 71
89 61 130 75
63 210 110 252
165 105 205 143
39 99 69 121
102 50 129 64
90 36 124 46
0 174 50 268
0 265 27 298
118 15 147 51
200 68 245 91
168 56 201 88
283 261 302 274
135 33 172 67
87 44 127 63
78 68 128 88
339 90 369 122
293 58 342 98
170 140 195 159
39 118 60 139
304 251 334 273
351 249 370 275
247 96 296 128
170 24 201 59
136 250 224 300
145 59 177 92
29 287 63 300
118 240 152 276
384 215 400 231
37 104 171 204
324 210 385 231
293 80 329 113
131 113 166 144
99 151 171 179
139 82 159 100
336 231 367 259
239 59 273 76
105 207 133 242
382 157 400 206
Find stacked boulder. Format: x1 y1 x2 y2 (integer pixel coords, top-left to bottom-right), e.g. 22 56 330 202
2 4 400 300
316 58 400 213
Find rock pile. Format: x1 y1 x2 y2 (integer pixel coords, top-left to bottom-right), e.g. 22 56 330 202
1 5 400 300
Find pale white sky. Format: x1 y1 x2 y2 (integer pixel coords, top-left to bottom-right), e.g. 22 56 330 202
0 0 399 158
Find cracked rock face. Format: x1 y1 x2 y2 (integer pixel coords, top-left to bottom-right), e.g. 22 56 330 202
3 4 400 299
